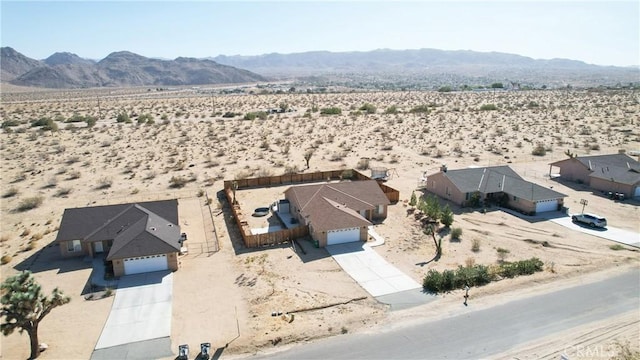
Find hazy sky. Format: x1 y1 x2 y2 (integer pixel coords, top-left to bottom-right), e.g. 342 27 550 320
1 1 638 66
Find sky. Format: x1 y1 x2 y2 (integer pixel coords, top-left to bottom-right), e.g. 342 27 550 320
1 1 638 67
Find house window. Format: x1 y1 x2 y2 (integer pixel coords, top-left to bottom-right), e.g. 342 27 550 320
465 192 470 200
513 195 518 202
376 205 384 214
67 240 81 252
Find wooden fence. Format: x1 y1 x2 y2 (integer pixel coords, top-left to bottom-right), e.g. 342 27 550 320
223 169 399 248
225 187 309 248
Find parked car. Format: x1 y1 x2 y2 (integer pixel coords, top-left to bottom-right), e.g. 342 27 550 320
572 213 607 228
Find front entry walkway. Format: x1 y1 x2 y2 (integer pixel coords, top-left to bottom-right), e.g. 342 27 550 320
326 242 421 297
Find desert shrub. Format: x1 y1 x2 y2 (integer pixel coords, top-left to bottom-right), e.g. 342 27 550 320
500 258 543 278
17 196 44 212
490 82 503 88
96 177 112 189
438 86 453 92
55 187 72 197
471 238 481 252
137 113 154 124
497 247 510 262
479 104 498 111
359 103 376 114
450 227 462 240
67 171 81 180
116 111 131 123
356 158 370 170
169 176 188 188
222 111 240 118
1 119 21 128
1 255 12 265
320 107 342 115
609 244 625 250
409 105 430 113
384 105 398 114
409 191 417 206
423 269 444 293
243 112 257 120
531 143 547 156
3 187 19 198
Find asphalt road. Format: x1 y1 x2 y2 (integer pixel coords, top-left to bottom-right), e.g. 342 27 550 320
251 270 639 360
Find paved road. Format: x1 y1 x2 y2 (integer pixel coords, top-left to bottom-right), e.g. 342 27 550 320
251 269 640 360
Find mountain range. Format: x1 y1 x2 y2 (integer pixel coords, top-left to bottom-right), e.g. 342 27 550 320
1 47 638 89
0 47 267 88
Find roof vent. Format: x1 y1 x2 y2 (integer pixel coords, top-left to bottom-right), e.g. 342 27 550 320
149 227 156 231
167 224 173 227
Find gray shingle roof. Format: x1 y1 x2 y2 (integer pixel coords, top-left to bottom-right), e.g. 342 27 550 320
443 166 566 201
577 154 640 186
55 200 180 259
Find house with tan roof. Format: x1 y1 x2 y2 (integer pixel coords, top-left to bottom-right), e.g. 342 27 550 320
425 165 567 214
549 153 640 198
284 180 390 247
54 200 181 277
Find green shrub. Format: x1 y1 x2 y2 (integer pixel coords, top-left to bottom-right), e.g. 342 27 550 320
1 119 21 128
384 105 398 114
471 238 481 252
169 176 188 188
320 107 342 115
116 111 131 123
359 103 376 114
441 205 454 227
609 244 624 250
531 143 547 156
479 104 498 111
438 86 452 92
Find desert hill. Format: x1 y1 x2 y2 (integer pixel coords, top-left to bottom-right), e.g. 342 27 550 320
213 48 639 87
0 47 268 88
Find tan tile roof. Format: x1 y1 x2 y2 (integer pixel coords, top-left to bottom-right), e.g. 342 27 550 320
285 180 389 232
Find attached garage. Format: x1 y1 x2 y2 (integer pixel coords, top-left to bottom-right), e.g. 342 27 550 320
535 199 558 213
123 254 168 275
327 227 361 245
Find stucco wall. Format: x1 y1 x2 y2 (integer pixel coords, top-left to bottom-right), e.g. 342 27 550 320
556 159 591 183
426 173 468 206
58 240 89 258
112 259 125 277
589 178 635 197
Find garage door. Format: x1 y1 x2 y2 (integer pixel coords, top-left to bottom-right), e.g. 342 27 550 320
123 254 168 275
327 227 360 245
535 199 558 213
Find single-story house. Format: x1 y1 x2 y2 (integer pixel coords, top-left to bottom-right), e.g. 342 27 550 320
284 180 390 247
54 200 181 277
549 153 640 198
425 165 567 214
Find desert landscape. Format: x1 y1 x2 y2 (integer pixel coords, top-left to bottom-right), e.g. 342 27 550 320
1 86 639 359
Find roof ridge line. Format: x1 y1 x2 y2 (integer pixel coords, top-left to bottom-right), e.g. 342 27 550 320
326 183 375 207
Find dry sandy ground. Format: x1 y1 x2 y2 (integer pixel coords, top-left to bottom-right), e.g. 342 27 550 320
1 88 639 359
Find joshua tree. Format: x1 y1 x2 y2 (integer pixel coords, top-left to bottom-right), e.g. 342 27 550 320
303 149 314 169
1 271 70 359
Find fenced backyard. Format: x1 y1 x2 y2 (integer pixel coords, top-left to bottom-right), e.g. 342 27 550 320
223 169 399 248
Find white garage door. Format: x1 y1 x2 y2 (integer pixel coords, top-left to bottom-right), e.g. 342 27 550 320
535 199 558 213
123 254 168 275
327 227 361 245
634 187 640 198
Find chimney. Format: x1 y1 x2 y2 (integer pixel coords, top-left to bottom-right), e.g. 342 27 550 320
441 164 448 173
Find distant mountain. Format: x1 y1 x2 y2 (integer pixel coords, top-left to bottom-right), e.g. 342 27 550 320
1 48 268 88
212 48 638 87
0 47 43 82
44 52 95 66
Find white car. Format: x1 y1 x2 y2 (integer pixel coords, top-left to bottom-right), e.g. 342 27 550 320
572 213 607 228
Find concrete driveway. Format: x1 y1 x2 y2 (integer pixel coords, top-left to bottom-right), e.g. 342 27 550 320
327 242 421 297
551 216 640 248
95 271 173 350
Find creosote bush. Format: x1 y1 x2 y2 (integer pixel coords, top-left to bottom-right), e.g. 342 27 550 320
17 196 44 212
